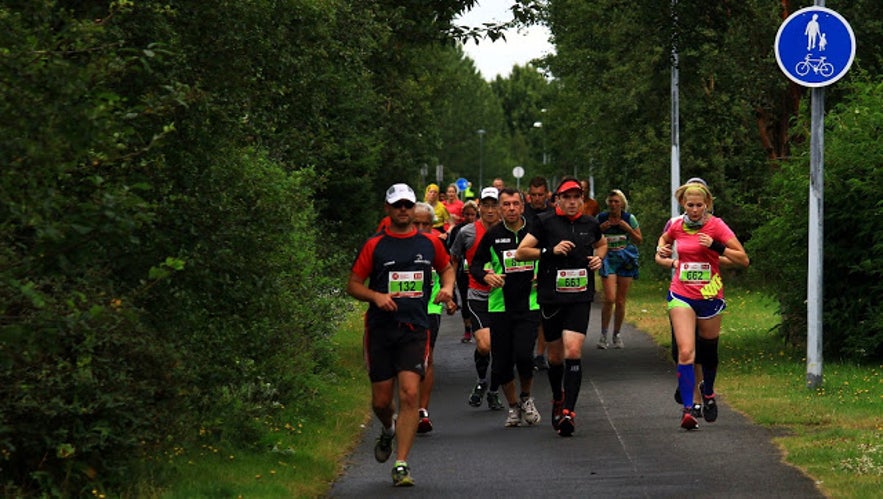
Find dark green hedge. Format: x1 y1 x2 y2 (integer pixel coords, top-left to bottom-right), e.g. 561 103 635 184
0 1 365 495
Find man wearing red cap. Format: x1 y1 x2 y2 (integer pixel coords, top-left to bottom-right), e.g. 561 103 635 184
515 176 607 437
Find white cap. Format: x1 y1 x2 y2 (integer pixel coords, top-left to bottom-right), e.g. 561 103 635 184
480 187 499 201
385 183 417 204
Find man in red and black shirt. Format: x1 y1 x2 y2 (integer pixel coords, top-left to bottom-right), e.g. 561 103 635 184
347 183 454 486
516 176 607 437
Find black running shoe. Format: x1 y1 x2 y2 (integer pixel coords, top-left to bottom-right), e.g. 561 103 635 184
551 398 564 431
691 403 703 420
468 382 486 407
486 391 504 411
417 409 433 433
702 394 718 422
680 408 699 430
374 430 394 463
557 409 575 437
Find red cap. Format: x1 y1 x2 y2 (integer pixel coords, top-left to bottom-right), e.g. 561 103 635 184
556 180 583 195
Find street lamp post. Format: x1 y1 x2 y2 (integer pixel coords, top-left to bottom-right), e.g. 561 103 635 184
477 129 486 189
532 121 546 167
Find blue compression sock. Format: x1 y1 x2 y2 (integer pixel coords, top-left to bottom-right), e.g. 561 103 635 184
677 364 696 408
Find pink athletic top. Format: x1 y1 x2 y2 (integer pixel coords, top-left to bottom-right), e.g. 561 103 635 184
665 216 735 300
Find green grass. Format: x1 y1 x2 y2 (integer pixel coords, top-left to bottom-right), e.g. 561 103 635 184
625 278 883 498
134 311 371 498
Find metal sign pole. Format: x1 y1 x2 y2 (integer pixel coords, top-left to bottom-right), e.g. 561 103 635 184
775 0 853 389
670 0 681 219
805 0 825 389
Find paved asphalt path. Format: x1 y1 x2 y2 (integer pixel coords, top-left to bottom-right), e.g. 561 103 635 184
329 301 823 498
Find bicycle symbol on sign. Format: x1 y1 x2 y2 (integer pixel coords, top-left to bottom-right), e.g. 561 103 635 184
794 54 834 78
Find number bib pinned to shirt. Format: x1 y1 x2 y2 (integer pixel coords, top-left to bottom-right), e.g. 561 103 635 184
679 262 711 285
605 234 628 251
556 269 588 293
503 249 534 273
389 271 424 298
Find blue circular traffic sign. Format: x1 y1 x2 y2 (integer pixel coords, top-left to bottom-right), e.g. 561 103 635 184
775 7 855 88
455 177 469 192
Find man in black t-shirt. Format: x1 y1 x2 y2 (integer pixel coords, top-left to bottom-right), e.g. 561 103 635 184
515 176 607 437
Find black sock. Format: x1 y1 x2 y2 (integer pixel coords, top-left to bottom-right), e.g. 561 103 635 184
475 349 490 380
548 363 564 401
698 337 719 395
563 359 582 411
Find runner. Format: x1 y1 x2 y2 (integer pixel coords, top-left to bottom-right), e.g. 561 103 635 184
596 189 643 349
346 183 454 486
450 187 503 410
655 180 749 430
448 201 479 343
413 202 457 434
515 176 607 437
469 188 543 427
524 176 553 371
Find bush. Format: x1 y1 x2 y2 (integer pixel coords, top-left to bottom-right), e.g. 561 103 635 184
0 2 346 494
748 76 883 361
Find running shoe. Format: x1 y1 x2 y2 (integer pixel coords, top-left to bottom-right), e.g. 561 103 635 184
534 354 549 371
467 382 487 407
596 334 608 349
612 334 624 349
521 397 541 425
551 398 564 430
461 330 473 343
391 460 415 487
505 405 522 427
691 403 703 419
702 394 718 423
680 408 700 430
557 409 575 437
486 390 504 411
374 429 394 463
417 408 433 434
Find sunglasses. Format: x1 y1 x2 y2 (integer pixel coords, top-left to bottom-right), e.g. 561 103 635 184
390 200 415 209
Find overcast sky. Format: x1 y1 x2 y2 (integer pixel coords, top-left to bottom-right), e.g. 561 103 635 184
454 1 555 80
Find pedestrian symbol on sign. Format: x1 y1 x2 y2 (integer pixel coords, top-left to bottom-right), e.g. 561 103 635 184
805 14 821 51
775 7 855 88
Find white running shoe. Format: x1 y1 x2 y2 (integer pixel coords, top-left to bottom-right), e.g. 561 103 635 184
521 397 541 425
596 334 608 349
505 405 522 427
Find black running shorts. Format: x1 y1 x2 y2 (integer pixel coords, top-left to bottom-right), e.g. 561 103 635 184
540 302 591 342
365 321 429 382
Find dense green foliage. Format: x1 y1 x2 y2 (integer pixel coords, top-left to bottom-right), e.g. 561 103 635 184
544 0 883 360
0 0 496 495
749 77 883 360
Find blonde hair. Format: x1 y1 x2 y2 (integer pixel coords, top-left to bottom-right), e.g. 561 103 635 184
607 189 629 212
424 183 439 201
675 182 714 211
461 200 478 214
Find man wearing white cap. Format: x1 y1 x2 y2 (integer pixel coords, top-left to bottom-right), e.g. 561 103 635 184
347 183 455 486
449 187 504 410
515 176 607 437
